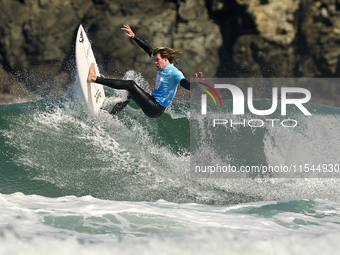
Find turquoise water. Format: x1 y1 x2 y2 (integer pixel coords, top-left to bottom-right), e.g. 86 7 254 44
1 78 340 254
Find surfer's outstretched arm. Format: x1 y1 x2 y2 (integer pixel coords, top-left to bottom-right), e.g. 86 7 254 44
179 72 204 90
133 36 153 56
121 24 153 56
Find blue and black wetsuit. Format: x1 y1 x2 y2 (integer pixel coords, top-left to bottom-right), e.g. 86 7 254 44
95 35 192 118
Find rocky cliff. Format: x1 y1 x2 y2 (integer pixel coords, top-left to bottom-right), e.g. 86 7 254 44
0 0 340 104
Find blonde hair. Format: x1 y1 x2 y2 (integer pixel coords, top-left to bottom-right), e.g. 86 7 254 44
152 47 181 63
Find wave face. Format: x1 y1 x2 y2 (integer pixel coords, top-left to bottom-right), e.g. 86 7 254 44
1 93 340 204
0 96 193 202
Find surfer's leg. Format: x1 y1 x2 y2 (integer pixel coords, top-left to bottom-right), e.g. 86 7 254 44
95 76 165 118
87 63 165 117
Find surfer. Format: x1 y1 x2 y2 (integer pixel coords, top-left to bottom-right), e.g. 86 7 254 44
87 24 203 118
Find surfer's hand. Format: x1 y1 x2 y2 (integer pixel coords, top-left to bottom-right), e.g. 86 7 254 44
121 24 135 38
194 72 204 83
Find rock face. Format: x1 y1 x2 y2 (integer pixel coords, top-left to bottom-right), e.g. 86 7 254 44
212 0 340 78
82 0 222 81
0 0 340 104
0 0 94 98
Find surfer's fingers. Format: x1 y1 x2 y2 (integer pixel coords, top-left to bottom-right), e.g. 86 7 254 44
121 25 135 39
121 24 131 31
195 72 203 78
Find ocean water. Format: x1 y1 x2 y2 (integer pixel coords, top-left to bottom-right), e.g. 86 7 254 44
1 74 340 254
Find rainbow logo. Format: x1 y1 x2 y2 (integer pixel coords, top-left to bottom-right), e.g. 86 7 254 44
197 82 222 106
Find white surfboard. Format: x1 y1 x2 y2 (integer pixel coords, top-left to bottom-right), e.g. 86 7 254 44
75 25 106 113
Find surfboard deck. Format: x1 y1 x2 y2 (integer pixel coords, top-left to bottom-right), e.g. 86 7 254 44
75 25 106 113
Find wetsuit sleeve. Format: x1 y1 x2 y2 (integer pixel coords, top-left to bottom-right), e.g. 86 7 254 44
180 78 196 90
133 35 153 56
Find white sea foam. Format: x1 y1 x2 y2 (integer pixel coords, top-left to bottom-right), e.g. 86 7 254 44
1 193 340 255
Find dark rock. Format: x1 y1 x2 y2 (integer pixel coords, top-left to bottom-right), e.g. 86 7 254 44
0 0 93 97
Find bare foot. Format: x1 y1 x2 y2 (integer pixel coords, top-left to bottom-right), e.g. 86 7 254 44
87 63 97 82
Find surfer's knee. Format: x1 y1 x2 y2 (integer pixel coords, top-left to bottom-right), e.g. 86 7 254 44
143 107 165 118
126 80 138 90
